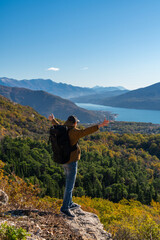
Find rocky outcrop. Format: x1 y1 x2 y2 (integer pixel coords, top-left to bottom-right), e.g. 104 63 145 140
0 190 8 206
0 205 112 239
0 209 83 240
64 208 112 240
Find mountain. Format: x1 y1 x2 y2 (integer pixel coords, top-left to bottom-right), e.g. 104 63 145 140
71 89 128 104
98 82 160 110
0 77 127 99
0 77 95 99
92 85 127 92
2 77 160 111
0 85 109 123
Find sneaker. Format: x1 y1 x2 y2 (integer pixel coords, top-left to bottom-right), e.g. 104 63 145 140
60 209 75 218
69 203 81 210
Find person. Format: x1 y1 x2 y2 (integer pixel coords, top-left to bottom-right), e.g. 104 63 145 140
48 114 109 217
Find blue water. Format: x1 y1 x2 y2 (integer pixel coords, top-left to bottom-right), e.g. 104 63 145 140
76 103 160 124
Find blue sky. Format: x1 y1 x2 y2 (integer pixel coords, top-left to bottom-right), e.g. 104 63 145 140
1 0 160 90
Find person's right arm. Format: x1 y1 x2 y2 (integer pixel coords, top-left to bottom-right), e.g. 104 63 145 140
48 114 59 125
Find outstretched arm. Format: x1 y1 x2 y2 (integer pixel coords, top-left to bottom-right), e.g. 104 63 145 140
48 114 59 125
72 118 109 141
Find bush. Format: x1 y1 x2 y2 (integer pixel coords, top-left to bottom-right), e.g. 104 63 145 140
0 222 30 240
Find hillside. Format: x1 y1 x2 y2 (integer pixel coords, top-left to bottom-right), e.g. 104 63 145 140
1 95 160 203
1 94 160 239
1 93 160 142
0 77 127 99
0 95 50 140
1 130 160 204
97 82 160 110
1 128 160 239
0 85 108 123
0 161 96 240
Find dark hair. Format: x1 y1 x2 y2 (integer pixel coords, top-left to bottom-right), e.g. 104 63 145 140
67 115 80 123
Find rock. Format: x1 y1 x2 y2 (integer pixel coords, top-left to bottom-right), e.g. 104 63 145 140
0 190 8 206
0 207 111 239
64 208 112 240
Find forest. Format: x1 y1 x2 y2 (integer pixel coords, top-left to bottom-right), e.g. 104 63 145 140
0 130 160 205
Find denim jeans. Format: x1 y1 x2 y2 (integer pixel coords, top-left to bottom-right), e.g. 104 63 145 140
61 161 78 211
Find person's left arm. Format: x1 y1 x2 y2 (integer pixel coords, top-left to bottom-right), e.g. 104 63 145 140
72 118 109 141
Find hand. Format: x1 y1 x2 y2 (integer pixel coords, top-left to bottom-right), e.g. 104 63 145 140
98 118 109 128
48 113 55 121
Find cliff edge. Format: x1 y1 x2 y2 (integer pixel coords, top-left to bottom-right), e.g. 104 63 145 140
64 208 112 240
0 190 112 239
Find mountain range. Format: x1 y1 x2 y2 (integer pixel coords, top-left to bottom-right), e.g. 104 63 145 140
1 77 160 112
0 85 109 123
0 77 125 99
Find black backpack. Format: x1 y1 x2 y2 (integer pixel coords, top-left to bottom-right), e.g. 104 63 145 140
49 125 77 164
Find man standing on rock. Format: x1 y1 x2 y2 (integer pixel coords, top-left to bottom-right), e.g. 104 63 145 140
49 114 109 217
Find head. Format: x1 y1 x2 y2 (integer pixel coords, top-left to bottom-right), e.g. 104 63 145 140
65 115 80 127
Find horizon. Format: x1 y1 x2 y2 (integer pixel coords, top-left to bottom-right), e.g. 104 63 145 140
1 0 160 90
0 76 129 89
1 76 160 91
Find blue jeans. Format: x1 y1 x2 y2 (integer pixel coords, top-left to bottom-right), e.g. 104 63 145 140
61 161 78 211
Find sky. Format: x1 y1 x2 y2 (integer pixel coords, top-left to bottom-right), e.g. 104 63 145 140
1 0 160 90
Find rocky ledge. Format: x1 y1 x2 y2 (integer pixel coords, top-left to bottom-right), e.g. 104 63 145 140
63 208 112 240
0 190 112 239
0 208 112 240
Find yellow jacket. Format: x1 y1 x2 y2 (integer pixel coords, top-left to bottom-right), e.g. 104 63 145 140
52 119 99 163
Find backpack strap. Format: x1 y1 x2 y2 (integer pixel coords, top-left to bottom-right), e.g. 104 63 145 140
70 142 78 152
67 128 78 152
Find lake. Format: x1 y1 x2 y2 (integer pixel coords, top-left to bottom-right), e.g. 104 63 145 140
76 103 160 124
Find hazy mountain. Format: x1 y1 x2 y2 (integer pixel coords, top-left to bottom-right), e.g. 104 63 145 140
0 77 126 99
2 77 160 111
0 85 109 123
71 89 129 104
92 86 127 92
0 77 95 99
99 82 160 110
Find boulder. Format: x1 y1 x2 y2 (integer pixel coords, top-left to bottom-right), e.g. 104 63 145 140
0 190 8 206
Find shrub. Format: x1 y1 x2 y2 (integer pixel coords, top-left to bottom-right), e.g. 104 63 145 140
0 222 30 240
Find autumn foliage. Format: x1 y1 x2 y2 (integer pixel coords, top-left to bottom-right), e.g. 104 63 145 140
74 196 160 240
1 94 160 239
0 160 59 212
1 158 160 240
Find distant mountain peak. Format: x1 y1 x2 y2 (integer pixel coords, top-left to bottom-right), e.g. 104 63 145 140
92 85 127 92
